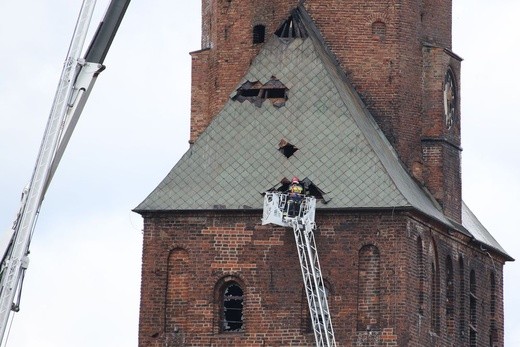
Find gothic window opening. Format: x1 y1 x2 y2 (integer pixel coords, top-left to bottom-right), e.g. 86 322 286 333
221 282 244 332
490 272 498 346
470 270 477 347
232 77 288 107
417 237 425 315
490 272 496 317
165 248 190 335
253 24 266 44
357 244 381 331
459 256 466 340
446 255 454 334
278 138 298 158
431 261 440 333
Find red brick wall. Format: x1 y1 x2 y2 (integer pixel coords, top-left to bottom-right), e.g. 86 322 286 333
406 217 506 346
138 210 505 346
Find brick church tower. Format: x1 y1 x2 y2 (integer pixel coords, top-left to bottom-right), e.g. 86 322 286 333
135 1 512 346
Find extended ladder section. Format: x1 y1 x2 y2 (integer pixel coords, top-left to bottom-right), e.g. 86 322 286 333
0 2 99 342
0 0 130 345
262 192 336 347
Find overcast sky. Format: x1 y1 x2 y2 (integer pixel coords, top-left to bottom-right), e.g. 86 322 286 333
0 1 518 346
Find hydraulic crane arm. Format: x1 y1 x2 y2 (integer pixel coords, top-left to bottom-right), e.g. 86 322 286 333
46 0 131 194
263 192 337 347
0 0 130 345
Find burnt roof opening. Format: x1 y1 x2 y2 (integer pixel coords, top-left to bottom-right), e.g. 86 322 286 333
232 77 288 107
267 177 328 202
240 88 260 97
275 14 308 39
264 88 286 99
278 138 298 158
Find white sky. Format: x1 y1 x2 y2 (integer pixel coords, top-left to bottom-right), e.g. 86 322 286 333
0 1 518 346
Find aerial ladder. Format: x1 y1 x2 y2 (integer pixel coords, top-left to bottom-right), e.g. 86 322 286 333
262 192 337 347
0 0 130 344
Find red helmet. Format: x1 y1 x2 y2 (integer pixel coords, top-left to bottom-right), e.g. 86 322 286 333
292 176 299 183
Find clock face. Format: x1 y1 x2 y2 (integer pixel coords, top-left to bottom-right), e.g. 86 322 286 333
443 70 456 129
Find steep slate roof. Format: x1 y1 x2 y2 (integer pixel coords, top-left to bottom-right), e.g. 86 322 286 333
135 7 510 259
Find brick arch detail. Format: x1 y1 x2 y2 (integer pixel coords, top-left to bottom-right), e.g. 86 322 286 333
445 254 455 334
428 237 440 333
417 236 425 315
356 244 381 331
165 248 191 336
365 12 390 26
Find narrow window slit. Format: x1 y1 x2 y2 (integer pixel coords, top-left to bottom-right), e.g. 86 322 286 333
253 24 265 44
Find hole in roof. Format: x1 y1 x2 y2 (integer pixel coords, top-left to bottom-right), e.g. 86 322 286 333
264 88 286 99
240 88 260 97
272 177 328 202
232 77 288 107
278 138 298 158
275 15 308 39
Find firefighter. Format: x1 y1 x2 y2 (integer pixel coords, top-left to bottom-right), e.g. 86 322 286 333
287 177 304 217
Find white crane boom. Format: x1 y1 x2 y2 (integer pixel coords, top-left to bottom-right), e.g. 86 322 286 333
263 192 337 347
0 0 130 344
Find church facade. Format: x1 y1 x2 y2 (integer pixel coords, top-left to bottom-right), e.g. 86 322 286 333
135 1 512 346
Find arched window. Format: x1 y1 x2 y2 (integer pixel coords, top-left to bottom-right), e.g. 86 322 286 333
470 270 477 346
429 241 440 334
417 237 424 314
490 272 498 346
165 248 189 334
253 24 266 44
357 244 381 331
490 272 496 317
431 262 440 333
371 21 386 41
446 255 454 334
221 281 244 332
458 256 465 340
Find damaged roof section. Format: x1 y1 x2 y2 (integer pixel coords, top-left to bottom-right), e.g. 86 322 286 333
278 138 298 158
269 177 328 202
135 6 510 260
232 76 288 108
275 15 308 39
